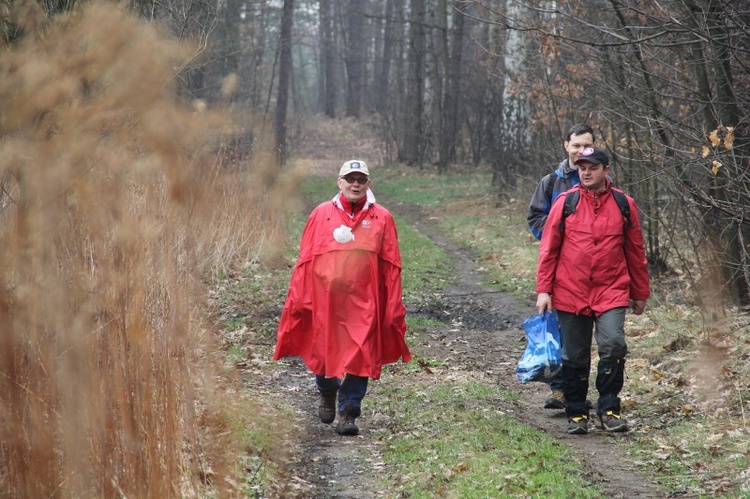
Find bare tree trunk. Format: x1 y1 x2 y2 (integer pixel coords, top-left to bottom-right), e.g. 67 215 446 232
439 3 464 172
402 0 426 166
344 0 366 117
390 0 407 158
376 0 397 111
604 4 664 269
319 0 335 117
275 0 295 166
427 0 446 168
221 0 241 77
245 2 269 110
317 0 326 112
703 2 749 305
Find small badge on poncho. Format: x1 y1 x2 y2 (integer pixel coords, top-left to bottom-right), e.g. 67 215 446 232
333 225 355 244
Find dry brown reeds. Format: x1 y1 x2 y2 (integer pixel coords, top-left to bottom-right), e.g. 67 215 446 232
0 2 289 496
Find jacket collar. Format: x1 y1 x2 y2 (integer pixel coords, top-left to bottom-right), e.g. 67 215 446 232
332 189 376 214
556 159 580 180
579 179 613 197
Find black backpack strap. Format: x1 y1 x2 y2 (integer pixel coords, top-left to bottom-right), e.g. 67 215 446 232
544 172 556 207
558 190 579 232
611 189 632 228
558 189 632 233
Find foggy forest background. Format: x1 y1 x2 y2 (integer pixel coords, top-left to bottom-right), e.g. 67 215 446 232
123 0 749 308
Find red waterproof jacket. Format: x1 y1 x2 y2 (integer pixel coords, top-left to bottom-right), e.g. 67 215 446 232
536 183 650 316
274 191 411 379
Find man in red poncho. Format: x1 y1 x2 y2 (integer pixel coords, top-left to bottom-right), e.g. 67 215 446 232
536 146 650 435
274 160 411 436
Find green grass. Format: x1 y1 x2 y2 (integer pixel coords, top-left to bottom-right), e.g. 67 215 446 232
300 174 335 201
406 315 448 333
397 216 453 297
374 168 489 207
367 381 603 498
225 344 246 363
230 403 299 497
374 166 539 299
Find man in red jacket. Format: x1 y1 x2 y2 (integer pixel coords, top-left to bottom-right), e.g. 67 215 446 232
274 160 411 436
527 123 596 410
535 146 650 435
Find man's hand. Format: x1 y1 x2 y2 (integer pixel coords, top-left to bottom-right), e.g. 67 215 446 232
631 299 647 315
536 293 552 314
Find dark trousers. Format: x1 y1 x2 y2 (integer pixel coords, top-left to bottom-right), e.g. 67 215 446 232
315 373 369 416
546 310 565 392
557 307 628 419
546 371 565 392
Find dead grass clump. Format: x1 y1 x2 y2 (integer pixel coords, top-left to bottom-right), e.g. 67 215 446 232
0 3 290 496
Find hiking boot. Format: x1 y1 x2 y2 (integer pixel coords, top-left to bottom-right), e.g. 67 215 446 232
335 408 359 436
544 391 566 409
597 411 629 432
567 415 589 435
318 391 337 424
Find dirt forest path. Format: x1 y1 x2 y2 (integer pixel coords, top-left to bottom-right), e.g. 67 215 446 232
257 115 668 498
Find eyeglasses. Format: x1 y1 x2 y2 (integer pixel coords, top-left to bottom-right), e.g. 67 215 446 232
341 176 369 184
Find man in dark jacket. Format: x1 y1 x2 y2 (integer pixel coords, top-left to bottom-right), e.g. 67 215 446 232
527 124 595 410
535 146 650 435
527 124 595 239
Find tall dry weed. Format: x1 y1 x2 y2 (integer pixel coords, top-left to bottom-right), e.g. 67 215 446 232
0 2 289 496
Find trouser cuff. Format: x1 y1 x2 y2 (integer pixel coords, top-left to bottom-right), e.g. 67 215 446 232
597 394 621 415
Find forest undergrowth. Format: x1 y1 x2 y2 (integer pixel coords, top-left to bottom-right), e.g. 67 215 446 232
3 2 749 494
372 160 750 497
216 115 750 497
0 5 290 496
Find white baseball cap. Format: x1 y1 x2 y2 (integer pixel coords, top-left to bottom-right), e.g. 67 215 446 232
338 160 369 178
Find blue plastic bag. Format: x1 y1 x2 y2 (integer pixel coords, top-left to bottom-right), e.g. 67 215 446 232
516 311 562 383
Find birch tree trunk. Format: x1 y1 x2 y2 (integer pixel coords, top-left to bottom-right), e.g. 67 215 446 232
492 0 530 188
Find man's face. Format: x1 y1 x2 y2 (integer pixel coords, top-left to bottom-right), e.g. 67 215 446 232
576 161 609 192
337 173 370 203
564 132 595 169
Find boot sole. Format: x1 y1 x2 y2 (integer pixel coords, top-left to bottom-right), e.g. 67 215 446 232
319 411 336 424
602 423 629 432
597 415 629 432
335 424 359 436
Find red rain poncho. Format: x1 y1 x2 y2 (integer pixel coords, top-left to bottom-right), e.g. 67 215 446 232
274 191 411 379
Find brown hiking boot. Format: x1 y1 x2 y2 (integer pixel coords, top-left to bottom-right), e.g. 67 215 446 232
567 415 589 435
597 411 629 432
544 390 566 409
318 391 337 424
335 408 359 436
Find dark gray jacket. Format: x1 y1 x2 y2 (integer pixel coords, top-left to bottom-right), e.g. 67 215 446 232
527 159 580 240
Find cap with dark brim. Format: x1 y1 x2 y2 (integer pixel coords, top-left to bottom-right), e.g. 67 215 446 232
575 147 609 166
